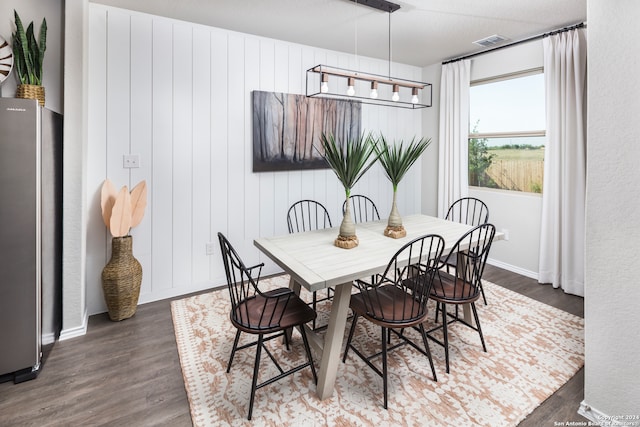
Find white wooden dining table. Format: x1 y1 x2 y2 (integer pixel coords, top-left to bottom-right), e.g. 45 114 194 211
254 213 502 400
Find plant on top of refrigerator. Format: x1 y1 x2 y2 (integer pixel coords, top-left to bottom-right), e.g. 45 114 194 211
11 10 46 86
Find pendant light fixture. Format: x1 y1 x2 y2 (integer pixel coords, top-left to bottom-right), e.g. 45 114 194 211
306 0 431 109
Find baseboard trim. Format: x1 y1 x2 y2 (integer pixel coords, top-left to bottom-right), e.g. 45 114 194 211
42 333 57 346
59 309 89 341
578 401 623 426
486 258 539 281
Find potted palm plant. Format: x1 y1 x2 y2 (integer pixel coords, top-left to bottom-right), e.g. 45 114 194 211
12 10 47 107
100 179 148 321
319 132 381 249
375 134 432 238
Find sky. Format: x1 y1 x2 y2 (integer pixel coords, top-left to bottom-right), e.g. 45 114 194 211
469 72 546 134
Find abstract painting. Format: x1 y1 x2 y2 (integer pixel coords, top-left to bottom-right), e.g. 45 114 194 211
252 91 362 172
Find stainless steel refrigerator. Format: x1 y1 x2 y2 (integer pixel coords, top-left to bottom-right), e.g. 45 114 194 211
0 98 62 383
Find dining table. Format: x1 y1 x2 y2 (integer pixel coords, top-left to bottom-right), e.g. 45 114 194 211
254 213 502 400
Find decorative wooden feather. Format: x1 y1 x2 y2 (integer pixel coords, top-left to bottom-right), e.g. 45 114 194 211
109 186 132 237
100 179 118 228
101 179 147 236
129 180 147 229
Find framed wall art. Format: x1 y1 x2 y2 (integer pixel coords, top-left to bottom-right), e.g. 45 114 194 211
252 91 362 172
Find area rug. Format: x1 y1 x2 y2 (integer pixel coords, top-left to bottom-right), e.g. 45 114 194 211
171 275 584 427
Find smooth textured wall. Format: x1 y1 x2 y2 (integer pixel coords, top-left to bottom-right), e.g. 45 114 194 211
420 63 441 217
86 5 426 315
583 0 640 418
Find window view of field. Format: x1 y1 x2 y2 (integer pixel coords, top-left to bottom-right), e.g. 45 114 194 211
469 72 546 194
470 136 545 193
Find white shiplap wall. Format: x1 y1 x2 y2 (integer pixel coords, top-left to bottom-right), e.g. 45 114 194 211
87 4 425 315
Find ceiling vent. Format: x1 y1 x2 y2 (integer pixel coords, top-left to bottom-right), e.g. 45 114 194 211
473 34 508 48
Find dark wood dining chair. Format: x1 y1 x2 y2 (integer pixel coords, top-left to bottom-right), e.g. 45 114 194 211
342 234 444 409
427 223 496 374
443 197 490 304
287 199 332 233
343 194 380 223
286 199 333 329
217 232 317 420
445 197 490 226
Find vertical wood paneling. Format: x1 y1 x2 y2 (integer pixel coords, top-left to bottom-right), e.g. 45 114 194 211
226 34 246 254
285 46 303 215
244 38 261 264
192 27 212 285
88 5 425 313
129 14 153 297
258 40 276 248
172 23 194 289
105 10 131 191
210 29 229 284
300 48 316 203
272 44 290 237
151 18 174 292
86 7 109 314
311 51 330 217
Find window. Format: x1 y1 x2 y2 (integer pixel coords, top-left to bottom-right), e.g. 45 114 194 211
469 70 546 193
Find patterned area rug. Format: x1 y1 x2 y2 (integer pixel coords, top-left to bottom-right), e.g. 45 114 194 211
171 275 584 426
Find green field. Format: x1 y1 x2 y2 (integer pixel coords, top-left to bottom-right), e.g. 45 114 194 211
488 147 545 161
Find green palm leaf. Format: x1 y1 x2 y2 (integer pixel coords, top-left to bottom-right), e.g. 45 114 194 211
318 132 383 197
375 135 432 191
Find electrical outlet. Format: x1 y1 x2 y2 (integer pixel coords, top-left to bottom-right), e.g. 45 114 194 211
206 242 215 255
502 228 510 241
123 154 140 168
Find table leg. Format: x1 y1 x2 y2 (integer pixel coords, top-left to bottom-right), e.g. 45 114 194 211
455 252 475 326
316 281 352 400
285 276 303 343
288 275 302 295
462 304 474 325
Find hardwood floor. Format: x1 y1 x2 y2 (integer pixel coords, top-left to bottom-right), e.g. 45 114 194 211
0 265 586 426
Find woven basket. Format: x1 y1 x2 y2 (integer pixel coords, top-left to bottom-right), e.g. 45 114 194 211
101 236 143 321
16 84 45 107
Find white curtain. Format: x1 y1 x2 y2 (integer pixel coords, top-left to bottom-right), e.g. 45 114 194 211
437 60 471 218
539 29 587 296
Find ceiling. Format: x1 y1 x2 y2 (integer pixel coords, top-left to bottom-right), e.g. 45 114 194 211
95 0 586 67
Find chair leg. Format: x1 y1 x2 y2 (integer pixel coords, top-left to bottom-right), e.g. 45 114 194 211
247 334 264 421
479 281 488 305
441 303 450 374
342 314 359 363
471 302 487 352
298 325 318 384
227 329 241 373
381 326 388 410
419 323 437 382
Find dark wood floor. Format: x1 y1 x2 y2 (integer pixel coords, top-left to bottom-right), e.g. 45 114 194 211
0 265 586 426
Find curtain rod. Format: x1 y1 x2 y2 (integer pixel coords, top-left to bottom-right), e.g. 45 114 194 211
442 22 586 65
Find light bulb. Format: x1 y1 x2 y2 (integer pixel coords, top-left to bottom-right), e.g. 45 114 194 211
321 74 329 93
392 85 400 102
411 88 419 104
370 81 378 99
347 78 355 96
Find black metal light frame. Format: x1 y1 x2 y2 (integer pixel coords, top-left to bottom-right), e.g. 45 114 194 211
306 64 432 109
307 0 431 109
